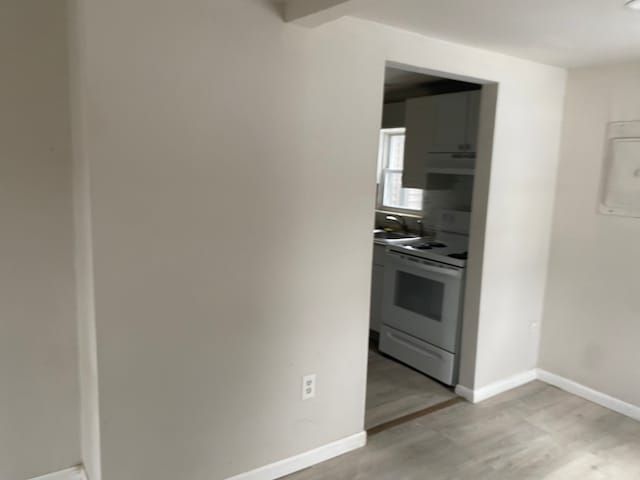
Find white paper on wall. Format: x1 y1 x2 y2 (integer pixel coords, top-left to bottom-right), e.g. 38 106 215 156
600 121 640 218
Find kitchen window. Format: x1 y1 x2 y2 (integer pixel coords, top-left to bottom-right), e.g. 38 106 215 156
376 128 423 212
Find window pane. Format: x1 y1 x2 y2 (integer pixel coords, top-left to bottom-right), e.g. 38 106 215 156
383 171 403 207
387 134 405 169
382 171 423 211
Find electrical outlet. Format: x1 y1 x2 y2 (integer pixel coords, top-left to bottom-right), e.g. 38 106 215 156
302 374 316 400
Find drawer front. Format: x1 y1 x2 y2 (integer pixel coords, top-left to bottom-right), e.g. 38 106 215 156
379 325 457 386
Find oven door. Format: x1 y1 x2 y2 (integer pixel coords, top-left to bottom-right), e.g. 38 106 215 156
382 251 463 353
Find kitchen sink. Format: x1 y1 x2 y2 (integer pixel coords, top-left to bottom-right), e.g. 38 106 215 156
373 229 420 243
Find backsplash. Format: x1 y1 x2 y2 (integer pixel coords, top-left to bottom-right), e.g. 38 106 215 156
424 174 474 215
375 173 474 234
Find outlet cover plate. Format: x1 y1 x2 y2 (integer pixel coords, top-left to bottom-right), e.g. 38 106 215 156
302 374 316 400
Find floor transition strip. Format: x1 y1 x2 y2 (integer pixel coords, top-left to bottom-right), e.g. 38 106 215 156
367 397 464 436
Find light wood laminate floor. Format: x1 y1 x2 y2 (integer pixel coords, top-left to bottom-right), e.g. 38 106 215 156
365 348 456 429
285 381 640 479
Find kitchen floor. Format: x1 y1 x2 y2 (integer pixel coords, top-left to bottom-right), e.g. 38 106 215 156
365 345 456 430
285 381 640 480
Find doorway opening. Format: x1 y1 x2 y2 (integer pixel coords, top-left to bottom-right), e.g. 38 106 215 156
366 64 496 432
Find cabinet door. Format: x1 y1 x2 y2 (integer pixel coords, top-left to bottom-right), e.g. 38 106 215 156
402 96 434 188
372 244 387 266
370 264 385 333
403 91 478 188
427 92 468 153
465 90 481 152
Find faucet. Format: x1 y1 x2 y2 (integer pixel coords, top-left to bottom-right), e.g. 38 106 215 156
385 215 409 234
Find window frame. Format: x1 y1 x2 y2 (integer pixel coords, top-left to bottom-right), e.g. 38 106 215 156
376 127 424 215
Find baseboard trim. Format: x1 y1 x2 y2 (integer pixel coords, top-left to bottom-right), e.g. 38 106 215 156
225 431 367 480
455 368 640 423
455 369 537 403
537 369 640 422
454 384 474 402
30 466 86 480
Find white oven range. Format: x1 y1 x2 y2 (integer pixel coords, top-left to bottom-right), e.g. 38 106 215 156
379 216 468 386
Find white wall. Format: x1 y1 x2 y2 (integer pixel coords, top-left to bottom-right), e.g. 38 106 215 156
69 0 102 478
70 1 566 478
540 62 640 408
0 1 80 478
468 73 566 388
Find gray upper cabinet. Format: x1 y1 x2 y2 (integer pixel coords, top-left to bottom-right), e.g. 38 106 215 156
424 92 469 153
465 91 480 153
402 90 480 188
402 96 434 188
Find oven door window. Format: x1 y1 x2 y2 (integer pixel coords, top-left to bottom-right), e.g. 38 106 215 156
394 271 444 321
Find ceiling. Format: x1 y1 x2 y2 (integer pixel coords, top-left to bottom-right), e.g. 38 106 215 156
384 68 443 88
353 0 640 67
383 67 479 102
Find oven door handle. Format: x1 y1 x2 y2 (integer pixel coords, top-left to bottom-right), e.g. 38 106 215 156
389 253 463 278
